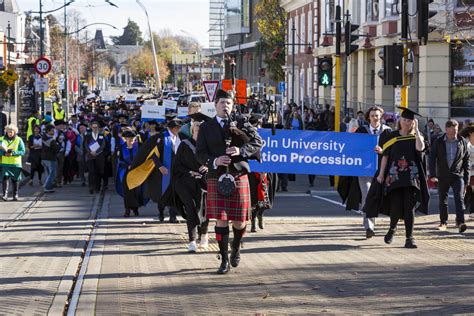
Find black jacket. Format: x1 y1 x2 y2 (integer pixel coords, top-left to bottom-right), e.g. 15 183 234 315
196 116 262 179
429 134 470 184
41 134 60 161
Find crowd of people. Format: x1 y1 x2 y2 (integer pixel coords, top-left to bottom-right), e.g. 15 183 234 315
0 89 473 272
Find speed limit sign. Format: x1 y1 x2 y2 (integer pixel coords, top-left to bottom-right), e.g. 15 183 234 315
34 57 52 75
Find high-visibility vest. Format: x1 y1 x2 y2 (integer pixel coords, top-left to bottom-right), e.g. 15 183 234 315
53 102 65 120
26 116 40 140
0 136 23 167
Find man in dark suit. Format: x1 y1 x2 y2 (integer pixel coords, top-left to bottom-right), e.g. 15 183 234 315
196 89 262 274
429 119 470 233
84 118 109 194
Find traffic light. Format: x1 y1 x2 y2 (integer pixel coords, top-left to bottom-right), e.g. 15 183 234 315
417 0 437 45
344 21 360 56
318 57 333 87
377 44 403 86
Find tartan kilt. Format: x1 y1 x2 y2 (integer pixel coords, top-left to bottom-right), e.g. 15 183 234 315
206 174 251 222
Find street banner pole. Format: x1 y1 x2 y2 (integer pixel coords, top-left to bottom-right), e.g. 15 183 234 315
334 5 342 187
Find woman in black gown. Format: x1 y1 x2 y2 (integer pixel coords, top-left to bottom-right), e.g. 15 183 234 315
173 113 210 252
27 125 43 186
375 108 429 249
116 129 148 217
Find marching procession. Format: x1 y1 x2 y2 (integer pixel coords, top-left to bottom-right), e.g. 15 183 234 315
1 86 474 276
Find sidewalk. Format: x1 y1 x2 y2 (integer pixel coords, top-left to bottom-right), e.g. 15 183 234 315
79 191 474 315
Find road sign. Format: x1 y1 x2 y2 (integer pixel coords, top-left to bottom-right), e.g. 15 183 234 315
203 80 219 102
279 81 285 92
235 79 247 105
1 68 19 86
35 77 49 92
221 79 232 92
34 57 52 75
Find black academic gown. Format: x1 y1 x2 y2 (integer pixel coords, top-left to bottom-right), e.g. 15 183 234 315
172 138 207 220
363 131 430 219
337 126 391 211
127 130 187 206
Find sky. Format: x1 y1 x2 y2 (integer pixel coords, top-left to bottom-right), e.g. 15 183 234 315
17 0 210 47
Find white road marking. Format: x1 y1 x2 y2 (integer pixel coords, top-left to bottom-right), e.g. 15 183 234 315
311 194 345 207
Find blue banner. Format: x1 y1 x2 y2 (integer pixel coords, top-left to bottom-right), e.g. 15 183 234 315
249 129 378 176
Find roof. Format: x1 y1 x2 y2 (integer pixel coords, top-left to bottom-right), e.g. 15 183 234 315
0 0 20 13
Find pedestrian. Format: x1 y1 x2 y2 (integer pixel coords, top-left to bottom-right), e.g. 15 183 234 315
372 108 429 249
116 128 148 217
0 124 26 201
180 102 202 138
26 112 41 141
173 113 210 252
356 110 367 128
196 89 263 274
54 120 67 187
75 123 88 187
27 125 43 186
41 124 60 193
63 126 78 184
460 124 474 221
356 106 391 238
84 118 108 194
126 116 186 223
429 119 470 233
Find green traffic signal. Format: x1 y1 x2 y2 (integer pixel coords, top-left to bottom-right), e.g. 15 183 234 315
318 57 333 87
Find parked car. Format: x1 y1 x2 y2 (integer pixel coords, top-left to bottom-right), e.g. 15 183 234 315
127 80 151 94
168 92 181 101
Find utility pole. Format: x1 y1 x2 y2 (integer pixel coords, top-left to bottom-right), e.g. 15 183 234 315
76 19 80 100
291 19 295 105
400 0 409 108
334 5 341 133
343 10 350 117
39 0 45 116
64 0 69 118
7 21 12 123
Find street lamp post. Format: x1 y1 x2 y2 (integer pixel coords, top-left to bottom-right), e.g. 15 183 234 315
136 0 161 93
33 0 74 116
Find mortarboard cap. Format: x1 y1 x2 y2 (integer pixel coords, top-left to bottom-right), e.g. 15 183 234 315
188 112 211 123
164 112 178 121
398 107 421 120
167 118 183 128
147 119 158 125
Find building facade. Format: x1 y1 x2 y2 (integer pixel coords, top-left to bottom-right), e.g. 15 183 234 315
314 0 474 123
281 0 317 107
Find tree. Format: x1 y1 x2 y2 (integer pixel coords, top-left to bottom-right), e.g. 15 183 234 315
128 49 170 82
255 0 286 82
112 19 143 45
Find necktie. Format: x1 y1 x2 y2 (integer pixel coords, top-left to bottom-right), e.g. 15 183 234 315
373 128 378 135
221 119 228 128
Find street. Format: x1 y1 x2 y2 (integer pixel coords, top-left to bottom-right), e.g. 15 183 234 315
1 176 473 315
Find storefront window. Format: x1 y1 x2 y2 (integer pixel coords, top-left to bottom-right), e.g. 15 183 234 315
451 43 474 117
385 0 397 17
366 0 379 22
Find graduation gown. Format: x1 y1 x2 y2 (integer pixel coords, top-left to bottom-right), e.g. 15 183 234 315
127 129 186 206
337 125 391 211
116 140 149 209
363 131 430 219
172 138 207 221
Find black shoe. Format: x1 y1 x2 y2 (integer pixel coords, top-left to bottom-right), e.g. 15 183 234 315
384 228 396 244
123 209 130 217
133 209 139 217
217 256 230 274
169 217 178 223
405 237 418 249
459 223 467 233
158 213 164 222
250 218 257 232
366 229 375 239
230 242 241 268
